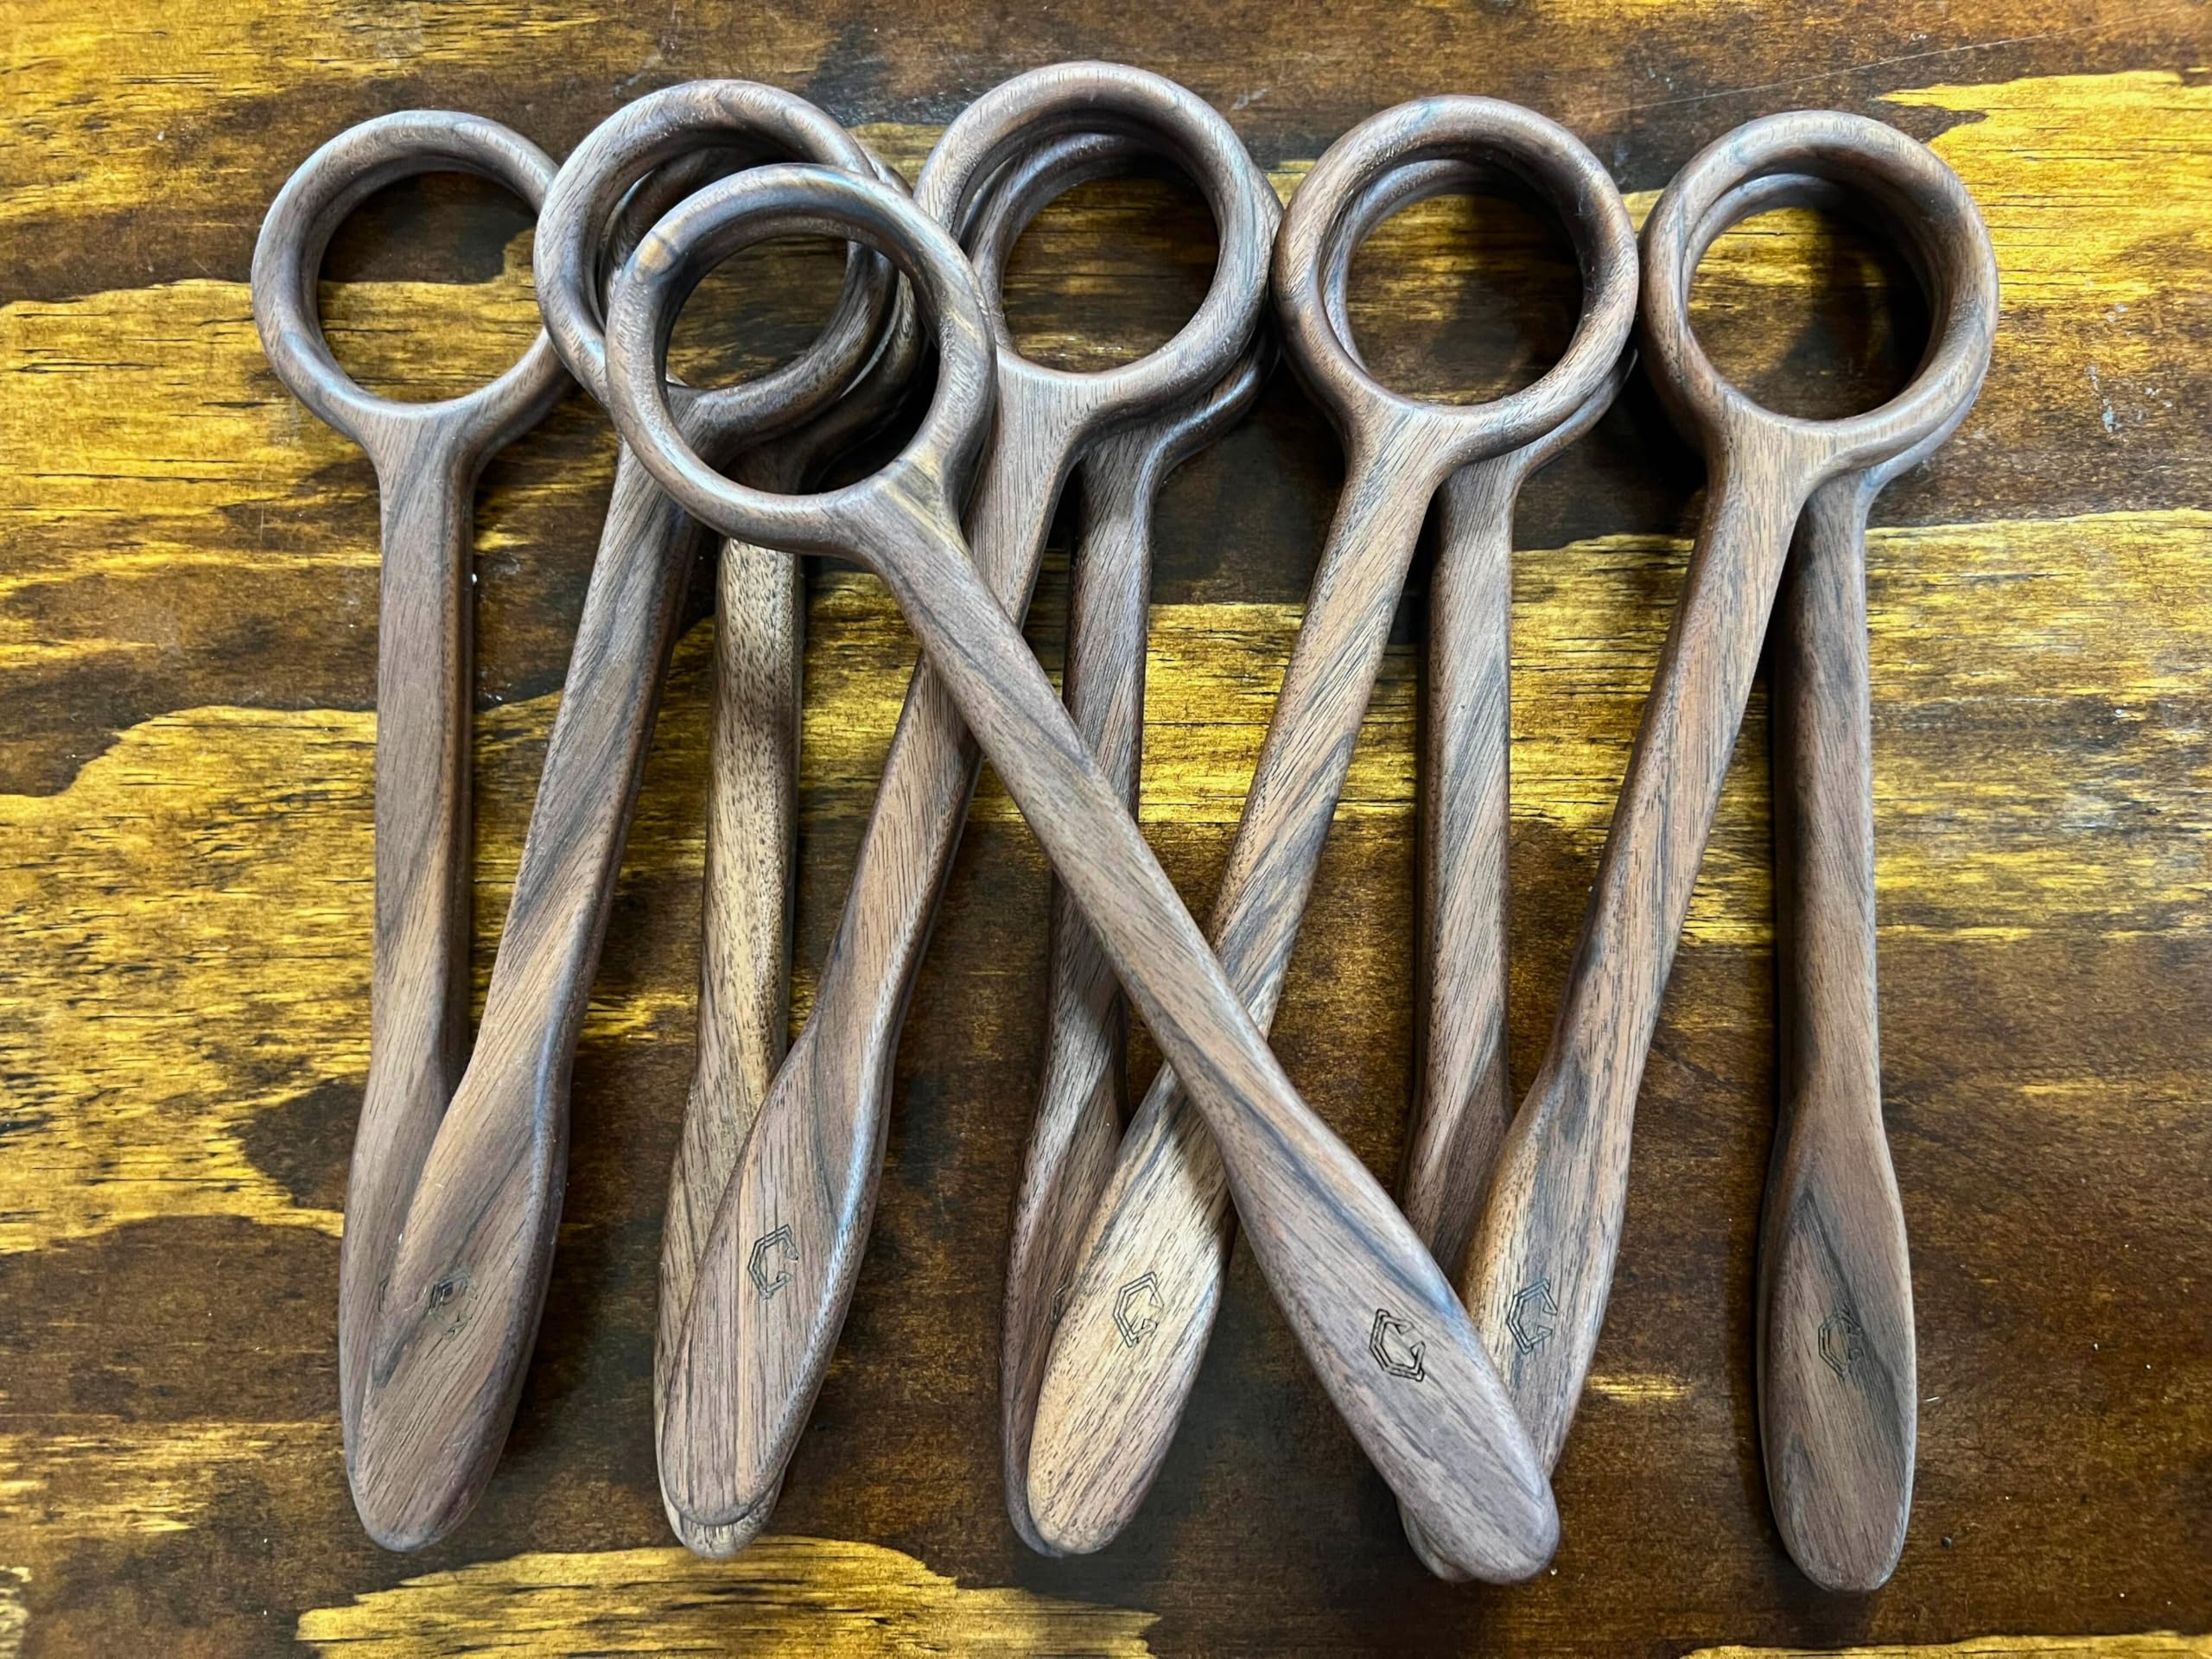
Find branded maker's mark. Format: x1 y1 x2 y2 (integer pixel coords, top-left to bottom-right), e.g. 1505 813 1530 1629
748 1225 798 1300
1114 1273 1165 1349
1818 1306 1866 1378
1507 1278 1560 1354
1369 1310 1427 1382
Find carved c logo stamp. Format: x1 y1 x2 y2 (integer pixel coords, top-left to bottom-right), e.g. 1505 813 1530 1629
1114 1273 1164 1349
1369 1310 1427 1382
1819 1306 1866 1378
1507 1278 1560 1355
747 1225 798 1300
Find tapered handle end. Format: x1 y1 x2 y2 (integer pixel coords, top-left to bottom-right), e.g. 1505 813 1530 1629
1758 1130 1916 1592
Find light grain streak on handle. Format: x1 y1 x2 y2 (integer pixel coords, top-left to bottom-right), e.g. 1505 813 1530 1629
1000 433 1162 1552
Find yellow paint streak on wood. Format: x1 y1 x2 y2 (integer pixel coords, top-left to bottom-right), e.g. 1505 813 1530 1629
1890 72 2212 313
1687 1635 2212 1659
1585 1371 1694 1403
294 1541 1155 1656
0 703 362 1250
3 507 2198 1249
0 671 694 1254
1605 71 2212 306
0 255 569 681
0 1420 326 1541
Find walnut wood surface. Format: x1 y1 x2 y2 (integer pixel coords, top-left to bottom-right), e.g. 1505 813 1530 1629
1024 99 1639 1562
960 128 1278 1557
657 229 918 1557
998 359 1269 1553
6 3 2210 1649
1403 370 1627 1282
1760 461 1920 1593
250 109 572 1548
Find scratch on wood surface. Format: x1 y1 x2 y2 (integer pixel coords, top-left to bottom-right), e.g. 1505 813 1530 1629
292 1541 1156 1656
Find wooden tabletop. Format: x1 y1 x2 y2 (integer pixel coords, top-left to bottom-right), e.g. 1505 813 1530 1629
2 1 2207 1653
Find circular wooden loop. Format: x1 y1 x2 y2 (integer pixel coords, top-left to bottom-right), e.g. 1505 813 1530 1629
965 130 1275 466
250 111 568 453
1275 97 1639 463
533 80 894 442
1640 110 1999 472
914 60 1279 422
1685 169 1975 491
605 163 997 556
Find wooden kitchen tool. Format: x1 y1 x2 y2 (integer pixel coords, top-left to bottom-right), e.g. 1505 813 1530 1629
1460 111 1996 1586
251 108 570 1540
606 156 1559 1585
1684 163 1985 1593
327 82 896 1552
963 128 1274 1557
1025 99 1637 1570
613 147 925 1560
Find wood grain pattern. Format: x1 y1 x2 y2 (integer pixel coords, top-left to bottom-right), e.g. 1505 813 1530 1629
1464 122 1999 1587
608 157 1559 1580
2 5 2208 1647
999 349 1269 1554
641 65 1290 1553
248 110 574 1551
1762 466 1918 1592
658 226 921 1555
1024 99 1639 1567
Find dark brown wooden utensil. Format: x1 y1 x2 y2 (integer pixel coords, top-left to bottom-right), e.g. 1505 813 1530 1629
614 149 925 1557
999 364 1271 1550
251 109 571 1547
329 83 897 1553
1024 99 1637 1569
967 129 1275 1557
1753 174 1980 1591
658 311 921 1558
645 63 1284 1555
607 156 1560 1586
1325 162 1630 1291
1461 112 1996 1586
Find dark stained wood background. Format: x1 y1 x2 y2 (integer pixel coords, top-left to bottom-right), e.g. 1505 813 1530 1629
2 0 2208 1653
